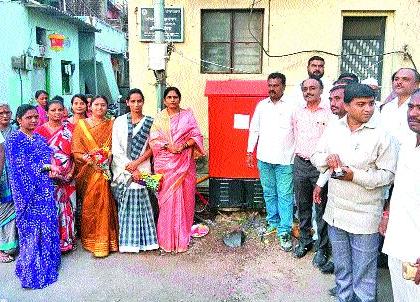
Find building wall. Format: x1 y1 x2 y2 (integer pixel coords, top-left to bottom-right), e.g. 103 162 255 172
78 31 96 94
128 0 420 137
81 16 128 102
0 1 81 112
28 9 81 106
0 2 29 111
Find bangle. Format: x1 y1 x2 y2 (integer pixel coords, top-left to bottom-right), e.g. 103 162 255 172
382 210 389 219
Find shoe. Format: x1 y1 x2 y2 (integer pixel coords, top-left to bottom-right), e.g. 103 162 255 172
264 225 277 236
279 233 292 252
312 249 328 268
328 286 337 297
377 252 388 268
0 253 14 263
293 240 313 258
320 260 334 274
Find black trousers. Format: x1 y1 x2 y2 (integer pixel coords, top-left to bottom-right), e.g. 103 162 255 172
293 156 329 252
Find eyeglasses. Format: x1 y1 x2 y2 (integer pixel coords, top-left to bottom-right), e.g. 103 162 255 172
0 111 11 116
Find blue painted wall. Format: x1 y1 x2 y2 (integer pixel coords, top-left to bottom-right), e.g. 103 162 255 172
0 1 83 113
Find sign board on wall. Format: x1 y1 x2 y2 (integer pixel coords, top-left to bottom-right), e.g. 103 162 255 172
139 7 184 42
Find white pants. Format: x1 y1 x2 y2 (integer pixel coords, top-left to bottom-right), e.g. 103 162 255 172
388 256 420 302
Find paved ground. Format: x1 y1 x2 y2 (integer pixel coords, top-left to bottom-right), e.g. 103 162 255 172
0 212 393 302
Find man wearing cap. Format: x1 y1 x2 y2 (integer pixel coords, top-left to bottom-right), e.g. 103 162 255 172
382 88 420 301
311 83 398 302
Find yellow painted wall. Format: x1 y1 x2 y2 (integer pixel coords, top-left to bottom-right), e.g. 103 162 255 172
128 0 420 138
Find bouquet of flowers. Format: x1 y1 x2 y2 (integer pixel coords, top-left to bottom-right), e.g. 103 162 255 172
84 147 111 180
134 172 163 192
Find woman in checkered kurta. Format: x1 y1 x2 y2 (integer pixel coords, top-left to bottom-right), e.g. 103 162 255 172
111 89 158 252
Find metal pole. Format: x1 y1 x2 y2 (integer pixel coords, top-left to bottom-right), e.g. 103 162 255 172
153 0 166 112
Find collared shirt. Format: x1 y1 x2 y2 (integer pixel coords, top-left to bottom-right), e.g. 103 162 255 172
292 103 332 159
311 116 398 234
380 96 417 147
383 141 420 263
247 97 295 165
289 78 333 110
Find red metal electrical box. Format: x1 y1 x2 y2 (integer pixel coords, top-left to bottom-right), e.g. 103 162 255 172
205 80 268 179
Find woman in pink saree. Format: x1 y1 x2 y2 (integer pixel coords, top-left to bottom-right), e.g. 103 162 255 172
34 99 76 252
150 87 205 253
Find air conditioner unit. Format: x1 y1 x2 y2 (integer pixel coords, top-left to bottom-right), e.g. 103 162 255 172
11 56 25 70
11 55 33 71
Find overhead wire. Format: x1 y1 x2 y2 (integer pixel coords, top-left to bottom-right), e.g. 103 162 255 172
172 46 251 74
166 1 417 73
247 0 417 70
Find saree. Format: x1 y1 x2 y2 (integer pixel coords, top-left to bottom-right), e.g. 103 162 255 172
150 108 205 253
5 131 60 289
35 122 76 252
36 105 48 126
111 114 158 252
72 119 118 257
0 125 18 254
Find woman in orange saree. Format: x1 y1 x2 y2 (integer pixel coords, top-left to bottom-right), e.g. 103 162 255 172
72 96 118 257
150 87 205 253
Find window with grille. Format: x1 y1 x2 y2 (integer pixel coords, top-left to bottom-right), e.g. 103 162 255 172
61 60 73 95
341 17 386 88
201 10 263 74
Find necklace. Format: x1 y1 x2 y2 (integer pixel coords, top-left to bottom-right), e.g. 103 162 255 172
167 108 181 134
89 117 105 127
47 121 61 133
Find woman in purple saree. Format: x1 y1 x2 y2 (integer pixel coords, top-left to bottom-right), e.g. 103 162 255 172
150 87 205 253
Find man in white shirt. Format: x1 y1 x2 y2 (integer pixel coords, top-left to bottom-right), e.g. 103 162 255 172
312 84 348 277
311 83 398 302
382 88 420 302
313 84 351 203
290 56 333 109
380 68 420 147
246 72 295 252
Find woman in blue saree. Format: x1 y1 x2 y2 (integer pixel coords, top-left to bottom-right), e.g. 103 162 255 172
5 104 61 289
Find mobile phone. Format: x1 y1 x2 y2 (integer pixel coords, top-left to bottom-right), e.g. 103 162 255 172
331 169 347 179
402 262 419 281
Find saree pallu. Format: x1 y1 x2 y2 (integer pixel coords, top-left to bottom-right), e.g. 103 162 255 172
72 119 118 257
5 131 60 289
150 109 205 253
0 162 13 204
36 123 77 252
112 114 158 252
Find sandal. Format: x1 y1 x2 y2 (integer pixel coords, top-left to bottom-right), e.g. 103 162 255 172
0 253 14 263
